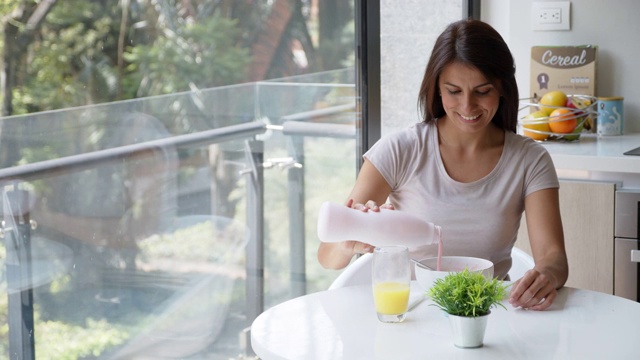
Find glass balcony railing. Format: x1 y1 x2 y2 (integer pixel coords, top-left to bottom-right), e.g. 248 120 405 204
0 69 357 359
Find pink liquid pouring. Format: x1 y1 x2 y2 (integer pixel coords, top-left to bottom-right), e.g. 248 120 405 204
436 225 442 271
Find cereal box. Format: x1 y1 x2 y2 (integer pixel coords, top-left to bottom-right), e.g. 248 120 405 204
530 45 598 131
530 45 597 98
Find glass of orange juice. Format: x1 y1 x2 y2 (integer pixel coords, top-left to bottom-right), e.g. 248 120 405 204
372 246 411 323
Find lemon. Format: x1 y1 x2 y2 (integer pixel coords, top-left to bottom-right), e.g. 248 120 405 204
539 91 567 116
522 110 551 141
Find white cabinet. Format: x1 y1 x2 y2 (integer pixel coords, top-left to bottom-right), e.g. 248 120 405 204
516 180 616 294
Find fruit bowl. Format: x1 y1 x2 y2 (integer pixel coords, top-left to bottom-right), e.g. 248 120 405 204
518 94 598 142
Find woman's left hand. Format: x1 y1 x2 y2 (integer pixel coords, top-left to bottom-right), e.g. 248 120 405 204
348 199 395 212
508 268 558 311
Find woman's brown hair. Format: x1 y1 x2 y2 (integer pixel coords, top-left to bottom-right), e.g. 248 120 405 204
418 19 518 132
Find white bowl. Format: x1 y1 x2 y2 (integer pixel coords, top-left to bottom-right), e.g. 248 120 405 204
414 256 494 291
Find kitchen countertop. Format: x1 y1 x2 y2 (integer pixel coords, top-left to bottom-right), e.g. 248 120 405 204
538 133 640 175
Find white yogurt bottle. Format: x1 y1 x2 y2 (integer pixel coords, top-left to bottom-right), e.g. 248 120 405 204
316 201 440 248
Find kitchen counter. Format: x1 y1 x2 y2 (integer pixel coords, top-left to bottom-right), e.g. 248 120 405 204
539 133 640 177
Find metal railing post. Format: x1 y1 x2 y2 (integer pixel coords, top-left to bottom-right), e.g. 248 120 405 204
244 138 264 338
287 135 306 297
3 188 36 360
279 120 357 299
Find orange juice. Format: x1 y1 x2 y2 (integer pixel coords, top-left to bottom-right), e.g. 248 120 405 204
373 282 410 315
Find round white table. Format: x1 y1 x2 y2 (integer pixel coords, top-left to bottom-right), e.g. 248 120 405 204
251 282 640 359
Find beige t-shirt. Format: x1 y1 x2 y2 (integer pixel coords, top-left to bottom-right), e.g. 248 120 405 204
364 120 559 279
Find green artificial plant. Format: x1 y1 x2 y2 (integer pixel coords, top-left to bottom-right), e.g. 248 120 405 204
427 269 510 317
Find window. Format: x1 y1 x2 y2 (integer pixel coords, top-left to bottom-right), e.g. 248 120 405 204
0 1 474 357
0 1 357 358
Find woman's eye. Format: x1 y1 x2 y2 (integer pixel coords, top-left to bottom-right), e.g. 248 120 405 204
445 89 491 96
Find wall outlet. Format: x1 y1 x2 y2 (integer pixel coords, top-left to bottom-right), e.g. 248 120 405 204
532 1 571 31
538 7 561 24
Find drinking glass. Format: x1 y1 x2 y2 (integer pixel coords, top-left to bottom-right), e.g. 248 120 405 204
372 246 411 323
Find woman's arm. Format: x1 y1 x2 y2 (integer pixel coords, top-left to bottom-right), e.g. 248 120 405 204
509 188 568 310
317 160 393 269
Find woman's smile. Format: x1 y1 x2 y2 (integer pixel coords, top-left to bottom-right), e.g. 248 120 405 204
459 113 481 121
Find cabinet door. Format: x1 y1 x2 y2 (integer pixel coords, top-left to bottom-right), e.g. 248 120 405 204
516 180 615 294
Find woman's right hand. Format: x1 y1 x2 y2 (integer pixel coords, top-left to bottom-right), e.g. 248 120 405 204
318 238 373 269
342 240 375 256
318 159 394 269
317 199 391 269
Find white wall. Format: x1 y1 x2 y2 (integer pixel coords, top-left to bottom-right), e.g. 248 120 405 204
483 0 640 133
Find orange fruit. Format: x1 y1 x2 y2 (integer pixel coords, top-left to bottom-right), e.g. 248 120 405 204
548 108 577 134
522 111 551 141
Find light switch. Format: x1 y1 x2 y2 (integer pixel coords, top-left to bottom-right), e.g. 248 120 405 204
532 1 571 31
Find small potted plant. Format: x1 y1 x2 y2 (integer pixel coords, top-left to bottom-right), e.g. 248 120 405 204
427 269 509 348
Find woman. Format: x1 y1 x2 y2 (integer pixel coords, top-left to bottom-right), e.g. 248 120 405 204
317 19 568 311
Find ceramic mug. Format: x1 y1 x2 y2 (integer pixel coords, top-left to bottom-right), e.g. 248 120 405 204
597 97 624 136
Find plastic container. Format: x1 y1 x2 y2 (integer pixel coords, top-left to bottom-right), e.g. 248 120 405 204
597 96 624 136
317 201 440 248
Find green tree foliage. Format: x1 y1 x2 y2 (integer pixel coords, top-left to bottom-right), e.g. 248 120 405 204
2 0 255 115
13 1 122 113
125 14 250 97
2 0 353 115
317 0 354 70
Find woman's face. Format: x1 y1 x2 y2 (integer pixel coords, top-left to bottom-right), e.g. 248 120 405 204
438 62 501 134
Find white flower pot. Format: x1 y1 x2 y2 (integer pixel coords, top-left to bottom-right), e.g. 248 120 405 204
447 312 490 348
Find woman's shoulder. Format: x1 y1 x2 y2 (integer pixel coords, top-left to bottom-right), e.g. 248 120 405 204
392 121 431 137
375 121 432 148
505 131 556 171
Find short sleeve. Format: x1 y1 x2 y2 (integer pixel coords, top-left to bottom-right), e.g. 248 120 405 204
363 126 422 190
522 141 559 197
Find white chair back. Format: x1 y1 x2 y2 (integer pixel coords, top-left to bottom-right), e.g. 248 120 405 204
328 253 373 290
509 247 535 280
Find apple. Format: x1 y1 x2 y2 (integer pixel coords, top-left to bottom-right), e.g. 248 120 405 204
539 91 567 116
565 98 585 118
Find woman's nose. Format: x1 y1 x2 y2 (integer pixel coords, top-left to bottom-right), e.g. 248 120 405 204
461 93 476 111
